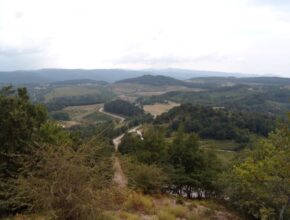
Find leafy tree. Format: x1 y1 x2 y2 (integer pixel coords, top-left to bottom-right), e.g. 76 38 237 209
0 86 47 154
119 125 168 165
121 156 168 194
119 124 221 197
0 87 47 214
221 114 290 220
168 127 221 198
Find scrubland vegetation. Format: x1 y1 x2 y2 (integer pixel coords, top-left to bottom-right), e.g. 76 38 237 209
1 80 290 220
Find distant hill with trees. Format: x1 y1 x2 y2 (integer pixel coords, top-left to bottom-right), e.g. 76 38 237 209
1 68 277 84
138 84 290 116
189 76 290 88
104 99 144 116
116 75 194 87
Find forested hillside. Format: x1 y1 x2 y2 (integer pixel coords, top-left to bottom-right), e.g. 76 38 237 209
138 85 290 116
154 104 275 144
104 99 144 116
116 75 193 87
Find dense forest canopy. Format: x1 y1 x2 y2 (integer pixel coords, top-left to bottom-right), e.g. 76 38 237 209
104 99 144 116
154 104 276 144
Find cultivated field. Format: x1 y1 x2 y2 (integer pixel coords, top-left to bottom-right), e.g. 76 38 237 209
111 83 203 97
56 104 117 127
44 85 114 101
143 101 180 117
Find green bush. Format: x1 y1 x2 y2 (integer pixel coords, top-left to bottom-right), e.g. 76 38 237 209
121 157 168 194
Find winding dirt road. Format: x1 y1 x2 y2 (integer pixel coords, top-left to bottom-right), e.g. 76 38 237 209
99 106 143 187
99 107 125 123
111 125 143 187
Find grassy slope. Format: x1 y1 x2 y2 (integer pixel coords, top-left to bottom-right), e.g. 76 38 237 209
10 192 243 220
54 104 119 128
44 85 113 101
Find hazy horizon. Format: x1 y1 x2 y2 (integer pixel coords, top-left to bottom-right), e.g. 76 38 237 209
0 67 281 78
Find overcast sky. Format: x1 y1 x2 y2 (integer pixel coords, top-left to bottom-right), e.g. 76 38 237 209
0 0 290 76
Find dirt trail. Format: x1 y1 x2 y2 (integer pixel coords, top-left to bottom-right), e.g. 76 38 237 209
113 133 125 151
112 156 128 187
99 107 125 123
111 125 143 187
99 106 143 187
128 125 144 140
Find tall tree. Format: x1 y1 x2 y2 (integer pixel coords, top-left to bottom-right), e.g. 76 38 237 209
0 86 47 214
222 114 290 220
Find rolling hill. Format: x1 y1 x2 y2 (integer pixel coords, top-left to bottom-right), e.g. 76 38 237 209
115 74 193 87
0 68 276 85
189 76 290 88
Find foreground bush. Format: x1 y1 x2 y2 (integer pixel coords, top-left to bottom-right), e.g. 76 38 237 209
124 192 155 214
17 143 114 220
121 156 168 194
221 116 290 220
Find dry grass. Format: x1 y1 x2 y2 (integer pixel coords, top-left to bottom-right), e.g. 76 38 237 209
118 211 140 220
143 101 180 116
9 195 242 220
124 192 155 214
157 210 176 220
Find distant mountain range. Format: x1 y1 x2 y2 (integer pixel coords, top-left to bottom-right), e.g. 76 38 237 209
0 68 277 85
189 76 290 87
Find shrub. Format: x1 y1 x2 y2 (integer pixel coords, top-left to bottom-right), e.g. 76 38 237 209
118 211 139 220
16 143 114 220
157 210 175 220
124 192 155 214
164 205 188 218
121 157 168 194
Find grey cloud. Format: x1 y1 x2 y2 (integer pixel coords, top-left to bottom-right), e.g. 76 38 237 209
0 46 44 57
0 43 50 70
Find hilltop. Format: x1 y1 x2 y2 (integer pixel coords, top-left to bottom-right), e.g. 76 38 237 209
115 74 193 87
